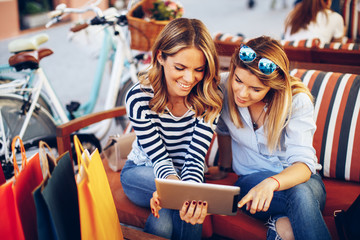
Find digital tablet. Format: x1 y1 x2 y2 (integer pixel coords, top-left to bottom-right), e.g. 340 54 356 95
155 178 240 216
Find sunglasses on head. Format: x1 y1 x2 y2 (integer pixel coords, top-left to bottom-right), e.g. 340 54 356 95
239 45 278 75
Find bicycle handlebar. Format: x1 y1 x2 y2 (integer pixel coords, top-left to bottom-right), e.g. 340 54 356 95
70 23 90 33
46 3 104 28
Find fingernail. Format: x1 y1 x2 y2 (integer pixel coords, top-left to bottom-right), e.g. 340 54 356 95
155 200 159 205
192 200 196 205
203 202 207 206
198 201 202 205
237 203 241 208
185 201 189 205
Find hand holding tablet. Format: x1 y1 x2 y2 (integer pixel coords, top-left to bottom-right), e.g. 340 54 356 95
155 178 240 216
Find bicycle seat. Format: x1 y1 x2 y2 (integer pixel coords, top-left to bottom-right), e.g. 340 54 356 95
9 48 53 71
8 33 49 53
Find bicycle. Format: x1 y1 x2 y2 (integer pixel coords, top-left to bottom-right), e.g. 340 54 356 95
0 0 147 175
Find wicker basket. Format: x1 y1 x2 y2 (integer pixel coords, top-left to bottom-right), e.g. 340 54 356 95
127 0 169 51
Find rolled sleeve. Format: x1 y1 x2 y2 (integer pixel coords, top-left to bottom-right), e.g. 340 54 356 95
285 93 318 173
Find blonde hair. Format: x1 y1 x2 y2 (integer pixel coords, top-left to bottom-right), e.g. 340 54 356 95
138 18 222 124
227 36 313 151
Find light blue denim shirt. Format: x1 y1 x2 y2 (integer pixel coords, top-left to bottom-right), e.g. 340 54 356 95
216 73 322 176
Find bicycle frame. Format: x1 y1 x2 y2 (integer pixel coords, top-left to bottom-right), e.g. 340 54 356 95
75 22 139 139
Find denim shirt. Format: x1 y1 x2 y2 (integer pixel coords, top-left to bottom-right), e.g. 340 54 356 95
216 73 322 176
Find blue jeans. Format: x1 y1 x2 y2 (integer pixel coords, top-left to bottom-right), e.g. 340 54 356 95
120 160 202 240
235 171 331 240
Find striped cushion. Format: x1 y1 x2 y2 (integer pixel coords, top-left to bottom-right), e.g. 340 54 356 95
280 39 320 48
320 42 360 50
213 32 245 44
291 69 360 182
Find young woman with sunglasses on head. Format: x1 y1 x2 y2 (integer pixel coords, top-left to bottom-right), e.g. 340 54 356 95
120 18 222 239
208 36 331 240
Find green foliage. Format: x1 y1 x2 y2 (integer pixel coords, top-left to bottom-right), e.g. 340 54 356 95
20 0 51 15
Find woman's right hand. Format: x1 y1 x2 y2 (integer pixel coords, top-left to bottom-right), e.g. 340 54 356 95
150 191 162 218
237 177 278 214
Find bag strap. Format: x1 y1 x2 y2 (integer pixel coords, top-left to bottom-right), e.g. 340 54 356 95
73 135 91 177
11 136 27 179
39 140 57 178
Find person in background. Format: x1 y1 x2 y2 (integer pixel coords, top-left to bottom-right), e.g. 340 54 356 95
120 18 222 240
248 0 287 9
283 0 345 44
208 36 331 240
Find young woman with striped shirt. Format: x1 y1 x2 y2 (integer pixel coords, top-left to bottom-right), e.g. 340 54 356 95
120 18 222 239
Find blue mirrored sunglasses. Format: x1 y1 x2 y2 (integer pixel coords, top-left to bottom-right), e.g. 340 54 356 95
239 45 278 75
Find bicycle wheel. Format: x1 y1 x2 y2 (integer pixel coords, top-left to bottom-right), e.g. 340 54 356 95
0 95 56 159
0 78 53 114
115 78 134 129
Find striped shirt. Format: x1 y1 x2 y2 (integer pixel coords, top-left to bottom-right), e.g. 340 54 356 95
126 82 217 183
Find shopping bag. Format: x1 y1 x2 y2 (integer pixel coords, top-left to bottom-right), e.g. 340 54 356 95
0 136 43 240
102 132 136 171
74 135 123 240
32 141 81 240
32 141 59 240
334 194 360 240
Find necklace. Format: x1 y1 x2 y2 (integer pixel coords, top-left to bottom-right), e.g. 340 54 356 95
252 107 265 130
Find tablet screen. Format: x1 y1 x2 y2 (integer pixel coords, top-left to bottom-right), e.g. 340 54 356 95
155 178 240 215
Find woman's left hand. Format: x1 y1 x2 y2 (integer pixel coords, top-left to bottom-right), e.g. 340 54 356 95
179 200 208 225
237 178 278 214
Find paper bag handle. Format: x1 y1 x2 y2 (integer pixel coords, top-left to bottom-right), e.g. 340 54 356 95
39 141 57 178
73 135 91 177
11 136 27 179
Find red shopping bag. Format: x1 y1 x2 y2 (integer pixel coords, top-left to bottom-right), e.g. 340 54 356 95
0 136 43 240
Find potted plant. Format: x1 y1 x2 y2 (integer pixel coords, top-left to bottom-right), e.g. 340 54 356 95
149 0 184 21
127 0 184 51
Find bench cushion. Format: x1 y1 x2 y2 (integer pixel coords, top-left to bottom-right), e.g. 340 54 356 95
321 42 360 50
292 69 360 182
281 39 320 48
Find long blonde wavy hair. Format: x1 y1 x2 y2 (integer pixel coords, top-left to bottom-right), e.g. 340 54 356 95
138 18 222 124
227 36 313 152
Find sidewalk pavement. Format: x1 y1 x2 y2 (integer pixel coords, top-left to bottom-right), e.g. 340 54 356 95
0 0 292 144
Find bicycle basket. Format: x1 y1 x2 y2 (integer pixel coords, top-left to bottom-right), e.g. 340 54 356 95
127 0 169 51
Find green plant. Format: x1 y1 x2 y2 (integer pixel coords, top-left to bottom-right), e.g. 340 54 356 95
20 0 50 15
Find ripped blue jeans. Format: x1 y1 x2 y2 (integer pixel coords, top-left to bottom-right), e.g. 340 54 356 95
235 171 331 240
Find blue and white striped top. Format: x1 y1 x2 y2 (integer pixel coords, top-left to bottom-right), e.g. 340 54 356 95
125 82 217 183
